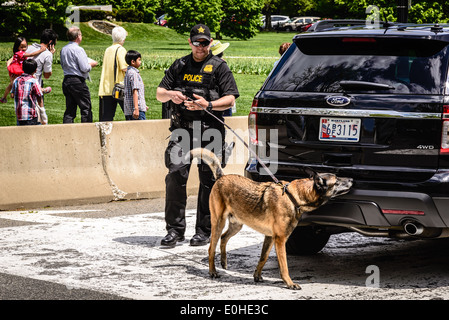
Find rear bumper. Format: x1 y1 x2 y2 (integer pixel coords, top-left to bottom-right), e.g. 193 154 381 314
300 189 449 229
245 164 449 229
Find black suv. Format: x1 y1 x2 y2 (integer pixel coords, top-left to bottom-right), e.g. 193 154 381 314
245 23 449 255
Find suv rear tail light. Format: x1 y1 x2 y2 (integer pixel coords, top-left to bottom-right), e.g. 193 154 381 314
249 99 258 145
441 105 449 153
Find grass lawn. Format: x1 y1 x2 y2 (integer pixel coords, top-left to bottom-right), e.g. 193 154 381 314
0 23 295 126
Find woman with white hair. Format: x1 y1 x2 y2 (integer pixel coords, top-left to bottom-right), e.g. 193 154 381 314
98 26 128 121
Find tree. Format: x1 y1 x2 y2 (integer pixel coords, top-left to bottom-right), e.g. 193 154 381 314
78 0 161 23
279 0 316 17
219 0 264 39
261 0 282 30
330 0 449 23
165 0 224 36
314 0 349 19
409 1 447 23
0 0 71 37
38 0 72 29
111 0 161 23
165 0 263 40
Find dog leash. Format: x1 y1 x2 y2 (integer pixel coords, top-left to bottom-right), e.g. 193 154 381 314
186 98 302 212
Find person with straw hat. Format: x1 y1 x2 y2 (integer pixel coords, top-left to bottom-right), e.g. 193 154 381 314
210 40 230 58
210 40 234 116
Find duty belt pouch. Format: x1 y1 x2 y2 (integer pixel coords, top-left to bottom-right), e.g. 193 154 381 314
167 102 181 131
112 47 124 101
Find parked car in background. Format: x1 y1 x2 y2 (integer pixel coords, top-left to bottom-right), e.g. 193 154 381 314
155 13 168 27
281 16 321 32
261 15 290 30
301 22 314 32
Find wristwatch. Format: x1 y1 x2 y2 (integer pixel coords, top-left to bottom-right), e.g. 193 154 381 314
207 101 213 111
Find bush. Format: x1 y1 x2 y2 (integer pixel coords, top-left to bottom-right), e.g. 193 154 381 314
79 9 109 22
115 8 144 23
143 10 156 24
0 6 25 38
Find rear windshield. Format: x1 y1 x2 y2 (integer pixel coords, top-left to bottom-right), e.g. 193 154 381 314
265 37 449 94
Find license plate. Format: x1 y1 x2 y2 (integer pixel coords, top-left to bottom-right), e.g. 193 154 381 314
319 117 361 142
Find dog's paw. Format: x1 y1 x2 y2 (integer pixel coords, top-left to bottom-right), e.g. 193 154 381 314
209 271 221 279
253 275 264 283
220 260 227 269
287 283 302 290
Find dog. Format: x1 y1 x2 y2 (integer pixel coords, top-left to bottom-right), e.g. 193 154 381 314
189 148 353 290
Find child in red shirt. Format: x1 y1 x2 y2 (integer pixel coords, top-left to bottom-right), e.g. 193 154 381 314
1 37 49 103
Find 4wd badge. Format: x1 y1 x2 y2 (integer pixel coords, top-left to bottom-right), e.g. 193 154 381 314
326 96 351 107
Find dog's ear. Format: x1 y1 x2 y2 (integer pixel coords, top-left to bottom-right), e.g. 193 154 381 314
313 173 328 193
303 167 328 193
303 167 317 178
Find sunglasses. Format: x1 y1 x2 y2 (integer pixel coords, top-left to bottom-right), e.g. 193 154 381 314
192 40 210 47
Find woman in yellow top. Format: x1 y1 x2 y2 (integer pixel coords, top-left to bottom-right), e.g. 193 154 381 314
98 26 128 121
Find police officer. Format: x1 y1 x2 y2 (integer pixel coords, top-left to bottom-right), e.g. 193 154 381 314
156 24 239 247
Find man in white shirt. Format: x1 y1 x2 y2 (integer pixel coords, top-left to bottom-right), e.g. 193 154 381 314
25 29 58 87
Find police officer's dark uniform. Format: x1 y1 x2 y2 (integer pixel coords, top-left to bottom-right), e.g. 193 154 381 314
158 24 239 246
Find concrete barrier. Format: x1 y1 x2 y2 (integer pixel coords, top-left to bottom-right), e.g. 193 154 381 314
0 124 112 209
0 117 249 210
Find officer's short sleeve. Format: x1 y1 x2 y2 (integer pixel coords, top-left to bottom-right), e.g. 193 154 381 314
158 60 178 90
216 62 240 99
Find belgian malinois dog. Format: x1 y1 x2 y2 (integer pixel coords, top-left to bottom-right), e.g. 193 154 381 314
189 148 353 290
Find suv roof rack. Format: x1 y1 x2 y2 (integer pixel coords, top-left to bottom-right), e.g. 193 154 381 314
308 20 449 34
307 19 380 32
395 23 447 33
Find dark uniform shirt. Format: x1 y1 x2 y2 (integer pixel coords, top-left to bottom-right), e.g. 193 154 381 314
158 53 239 105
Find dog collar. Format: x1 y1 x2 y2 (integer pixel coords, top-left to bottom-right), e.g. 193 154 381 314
280 183 302 213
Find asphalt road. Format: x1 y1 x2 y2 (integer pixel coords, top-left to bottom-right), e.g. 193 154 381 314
1 196 449 307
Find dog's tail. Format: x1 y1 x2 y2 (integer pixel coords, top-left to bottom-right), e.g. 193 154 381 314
190 148 224 179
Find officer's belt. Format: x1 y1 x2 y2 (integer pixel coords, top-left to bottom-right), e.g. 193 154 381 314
179 119 214 130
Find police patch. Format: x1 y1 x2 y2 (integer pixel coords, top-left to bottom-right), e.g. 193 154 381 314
204 64 213 73
183 74 203 83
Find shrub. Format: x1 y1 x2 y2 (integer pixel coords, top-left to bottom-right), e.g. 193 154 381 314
115 8 144 23
79 9 109 22
80 9 110 22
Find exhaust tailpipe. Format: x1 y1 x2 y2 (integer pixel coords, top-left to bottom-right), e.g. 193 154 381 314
402 220 442 238
403 221 424 236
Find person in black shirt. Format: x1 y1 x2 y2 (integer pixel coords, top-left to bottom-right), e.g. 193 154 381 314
156 24 239 247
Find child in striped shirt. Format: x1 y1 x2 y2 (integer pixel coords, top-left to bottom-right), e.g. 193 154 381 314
124 50 148 120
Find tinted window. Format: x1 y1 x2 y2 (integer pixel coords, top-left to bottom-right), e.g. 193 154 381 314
266 37 449 94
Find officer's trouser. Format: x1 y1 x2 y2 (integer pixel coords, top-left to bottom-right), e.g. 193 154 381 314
164 135 216 237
